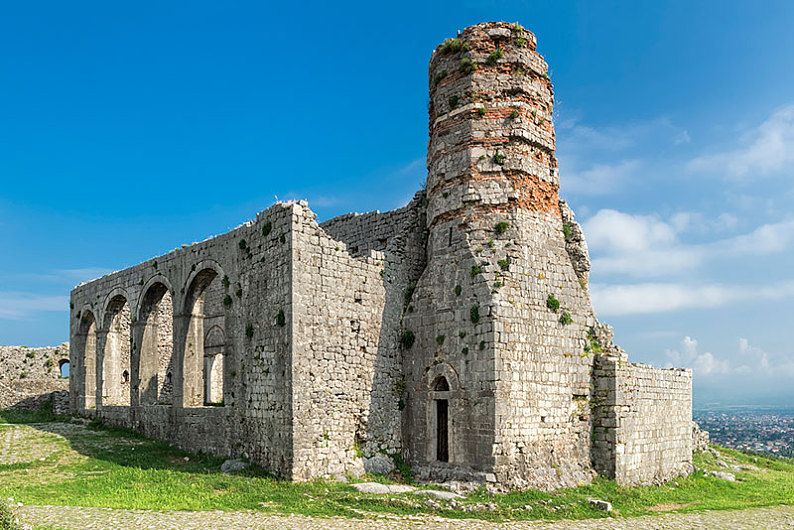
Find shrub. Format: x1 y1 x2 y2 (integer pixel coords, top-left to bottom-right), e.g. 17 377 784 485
222 275 230 289
559 311 573 326
401 330 416 349
262 219 272 236
470 304 480 323
546 294 560 313
459 58 478 74
432 69 448 87
493 152 506 165
477 107 487 118
563 222 572 240
470 264 482 277
235 287 243 298
454 284 462 296
487 48 503 65
440 37 468 54
245 323 254 338
516 37 528 48
448 95 460 109
277 309 286 327
479 340 486 350
436 335 445 346
494 221 509 235
223 295 232 307
510 109 519 119
497 258 511 271
459 331 466 339
462 347 469 355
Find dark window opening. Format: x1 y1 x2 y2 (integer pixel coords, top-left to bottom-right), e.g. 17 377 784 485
122 370 130 384
436 399 449 462
432 376 450 391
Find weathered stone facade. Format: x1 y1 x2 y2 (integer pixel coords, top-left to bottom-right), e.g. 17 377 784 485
0 344 70 410
68 21 692 489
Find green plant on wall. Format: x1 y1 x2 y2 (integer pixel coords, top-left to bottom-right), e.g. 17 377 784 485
470 304 480 323
436 335 445 346
546 294 560 313
245 323 254 338
401 330 415 349
448 95 460 109
559 311 573 326
454 284 462 296
223 295 232 307
470 264 482 277
276 309 286 327
459 58 478 74
563 222 572 240
487 48 503 65
494 221 509 235
493 152 506 165
262 219 272 236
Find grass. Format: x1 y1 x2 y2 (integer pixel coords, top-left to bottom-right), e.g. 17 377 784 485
0 410 793 523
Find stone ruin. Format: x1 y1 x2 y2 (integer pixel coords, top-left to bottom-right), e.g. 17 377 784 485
68 22 693 490
0 344 70 414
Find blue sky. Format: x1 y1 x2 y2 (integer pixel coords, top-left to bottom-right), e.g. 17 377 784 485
1 1 793 407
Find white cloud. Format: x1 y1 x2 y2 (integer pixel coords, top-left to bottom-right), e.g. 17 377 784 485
688 104 794 179
664 336 729 376
0 292 69 320
591 281 794 316
582 209 794 278
563 160 640 195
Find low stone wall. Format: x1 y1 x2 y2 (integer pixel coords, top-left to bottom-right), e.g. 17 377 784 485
0 344 70 410
593 357 693 486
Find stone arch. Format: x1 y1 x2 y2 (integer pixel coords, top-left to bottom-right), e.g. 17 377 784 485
182 264 226 407
58 358 70 378
102 293 131 406
74 310 97 409
138 281 174 405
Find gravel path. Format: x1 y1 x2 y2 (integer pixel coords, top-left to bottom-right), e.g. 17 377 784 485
17 504 794 529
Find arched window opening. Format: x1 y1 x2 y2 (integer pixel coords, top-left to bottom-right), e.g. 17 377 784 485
59 359 70 379
183 268 226 407
432 376 450 391
139 283 174 405
204 326 225 405
76 311 97 409
102 296 131 406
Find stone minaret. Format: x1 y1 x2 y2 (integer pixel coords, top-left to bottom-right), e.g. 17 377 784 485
403 22 600 489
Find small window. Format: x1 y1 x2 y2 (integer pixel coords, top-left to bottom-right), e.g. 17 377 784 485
59 360 70 379
432 376 450 391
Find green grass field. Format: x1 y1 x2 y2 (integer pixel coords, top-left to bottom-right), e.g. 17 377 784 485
1 407 792 523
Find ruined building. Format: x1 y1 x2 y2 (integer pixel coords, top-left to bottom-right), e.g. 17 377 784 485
69 22 693 489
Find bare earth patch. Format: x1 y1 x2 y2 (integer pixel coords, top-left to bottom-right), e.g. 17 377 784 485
647 503 693 512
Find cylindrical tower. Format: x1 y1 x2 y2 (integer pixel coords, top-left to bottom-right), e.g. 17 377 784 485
403 22 599 490
426 22 558 230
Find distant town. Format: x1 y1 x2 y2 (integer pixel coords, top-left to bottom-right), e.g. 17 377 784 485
695 408 794 458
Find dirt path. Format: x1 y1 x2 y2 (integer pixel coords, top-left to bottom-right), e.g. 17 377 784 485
16 504 794 529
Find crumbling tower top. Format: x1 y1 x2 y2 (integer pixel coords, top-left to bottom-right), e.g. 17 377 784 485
426 22 558 230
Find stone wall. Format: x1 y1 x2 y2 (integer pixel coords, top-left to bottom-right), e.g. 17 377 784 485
0 344 70 410
70 203 297 477
592 357 693 486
